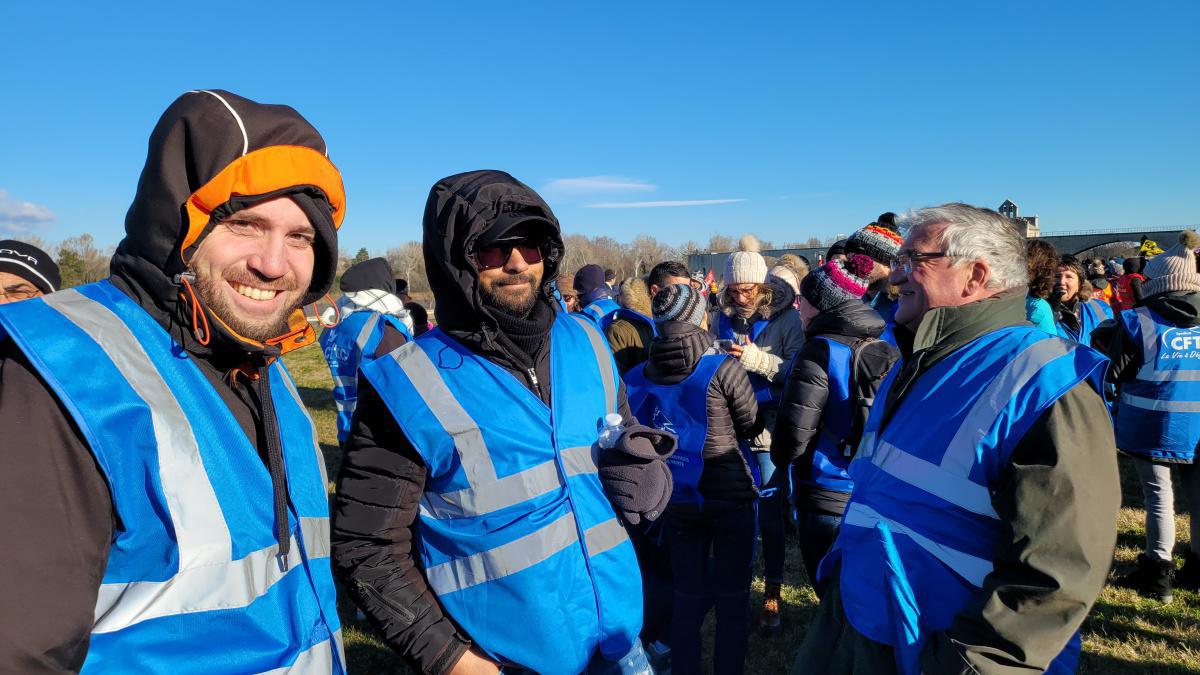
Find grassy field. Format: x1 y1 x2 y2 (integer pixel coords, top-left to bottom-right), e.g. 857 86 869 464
282 342 1200 674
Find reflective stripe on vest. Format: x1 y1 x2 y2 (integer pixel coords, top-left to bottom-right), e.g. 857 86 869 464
320 310 411 443
582 297 621 331
625 354 733 503
0 280 343 674
359 312 642 673
821 326 1106 649
1114 306 1200 460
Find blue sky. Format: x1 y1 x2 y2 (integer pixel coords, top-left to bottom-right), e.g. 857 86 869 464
1 2 1196 254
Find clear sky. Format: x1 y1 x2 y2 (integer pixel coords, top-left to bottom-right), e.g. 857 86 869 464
1 1 1196 254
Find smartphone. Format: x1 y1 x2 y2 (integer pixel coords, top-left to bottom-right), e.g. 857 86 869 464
715 339 735 352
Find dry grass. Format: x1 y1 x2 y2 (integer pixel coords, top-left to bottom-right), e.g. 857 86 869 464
282 343 1199 674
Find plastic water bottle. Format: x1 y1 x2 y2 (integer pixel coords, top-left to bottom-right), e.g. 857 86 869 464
597 413 625 449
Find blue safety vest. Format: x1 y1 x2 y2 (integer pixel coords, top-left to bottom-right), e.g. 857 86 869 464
1057 297 1112 345
320 309 412 442
716 313 774 404
624 354 757 504
0 280 344 674
582 296 622 330
818 326 1106 668
1114 306 1200 462
793 337 856 494
870 293 899 348
359 313 642 673
611 307 658 338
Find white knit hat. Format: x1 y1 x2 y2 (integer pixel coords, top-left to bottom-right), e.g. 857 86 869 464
725 234 768 285
1143 230 1200 297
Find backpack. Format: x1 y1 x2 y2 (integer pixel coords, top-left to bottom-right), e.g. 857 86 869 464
838 336 898 456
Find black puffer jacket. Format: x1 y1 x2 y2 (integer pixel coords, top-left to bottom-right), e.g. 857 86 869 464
642 321 764 501
770 300 898 515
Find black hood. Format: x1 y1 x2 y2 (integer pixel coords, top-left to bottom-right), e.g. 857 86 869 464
1144 291 1200 328
109 89 345 356
422 170 564 335
806 299 886 340
340 257 395 294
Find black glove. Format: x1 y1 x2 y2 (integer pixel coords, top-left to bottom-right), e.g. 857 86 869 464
596 425 678 525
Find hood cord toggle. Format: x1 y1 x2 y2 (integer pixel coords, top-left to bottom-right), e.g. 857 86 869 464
173 271 212 347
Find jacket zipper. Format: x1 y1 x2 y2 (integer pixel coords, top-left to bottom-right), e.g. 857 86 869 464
257 361 292 569
356 579 416 624
527 367 544 400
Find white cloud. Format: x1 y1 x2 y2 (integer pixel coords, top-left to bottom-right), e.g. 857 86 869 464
0 189 55 235
585 199 746 209
543 176 656 194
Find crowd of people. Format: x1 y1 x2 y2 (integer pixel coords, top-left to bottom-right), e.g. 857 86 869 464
0 89 1195 675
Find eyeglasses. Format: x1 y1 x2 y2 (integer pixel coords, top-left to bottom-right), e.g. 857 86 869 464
0 285 40 301
727 285 759 299
471 240 544 271
891 250 952 275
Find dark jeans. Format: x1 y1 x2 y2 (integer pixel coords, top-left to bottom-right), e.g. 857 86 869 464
664 500 757 675
794 509 842 600
756 452 787 583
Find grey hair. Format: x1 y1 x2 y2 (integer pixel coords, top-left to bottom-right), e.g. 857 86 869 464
898 203 1028 290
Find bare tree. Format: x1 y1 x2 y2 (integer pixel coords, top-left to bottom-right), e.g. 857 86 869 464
386 241 428 293
58 234 110 286
706 234 735 252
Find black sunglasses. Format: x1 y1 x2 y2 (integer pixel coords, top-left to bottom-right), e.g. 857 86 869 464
471 239 544 271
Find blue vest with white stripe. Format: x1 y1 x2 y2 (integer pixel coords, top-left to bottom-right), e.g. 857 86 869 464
1056 297 1112 344
625 354 749 504
582 296 621 330
1114 306 1200 462
716 313 774 404
818 326 1106 655
319 309 411 442
797 337 855 494
0 280 344 675
360 313 642 674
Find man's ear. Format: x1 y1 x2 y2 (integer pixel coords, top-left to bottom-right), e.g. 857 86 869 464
964 259 990 296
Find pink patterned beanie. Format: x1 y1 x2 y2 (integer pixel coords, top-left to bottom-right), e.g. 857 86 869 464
800 254 875 311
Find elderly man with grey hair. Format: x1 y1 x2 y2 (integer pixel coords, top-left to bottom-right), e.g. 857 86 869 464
793 203 1119 675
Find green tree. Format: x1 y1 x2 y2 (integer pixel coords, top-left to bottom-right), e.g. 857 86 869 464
57 248 86 288
353 247 370 265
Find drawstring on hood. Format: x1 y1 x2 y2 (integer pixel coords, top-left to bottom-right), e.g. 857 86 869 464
108 89 347 563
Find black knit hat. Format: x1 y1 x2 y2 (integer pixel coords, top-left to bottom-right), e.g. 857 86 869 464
652 283 706 326
0 240 60 293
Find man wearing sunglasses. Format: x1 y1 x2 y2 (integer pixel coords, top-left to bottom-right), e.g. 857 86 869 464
333 170 667 675
793 203 1119 675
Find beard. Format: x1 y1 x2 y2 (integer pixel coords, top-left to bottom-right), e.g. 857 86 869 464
193 270 304 343
481 272 541 316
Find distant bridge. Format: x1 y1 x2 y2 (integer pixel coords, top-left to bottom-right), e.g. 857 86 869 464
1036 225 1185 255
688 225 1191 280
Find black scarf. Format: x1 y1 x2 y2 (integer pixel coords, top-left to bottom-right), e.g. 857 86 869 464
489 296 555 370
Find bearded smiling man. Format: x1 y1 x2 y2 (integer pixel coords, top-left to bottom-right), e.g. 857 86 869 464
0 90 347 674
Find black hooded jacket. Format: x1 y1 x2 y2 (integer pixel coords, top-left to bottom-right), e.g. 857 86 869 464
0 90 343 673
641 321 763 501
770 300 898 515
331 171 634 675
